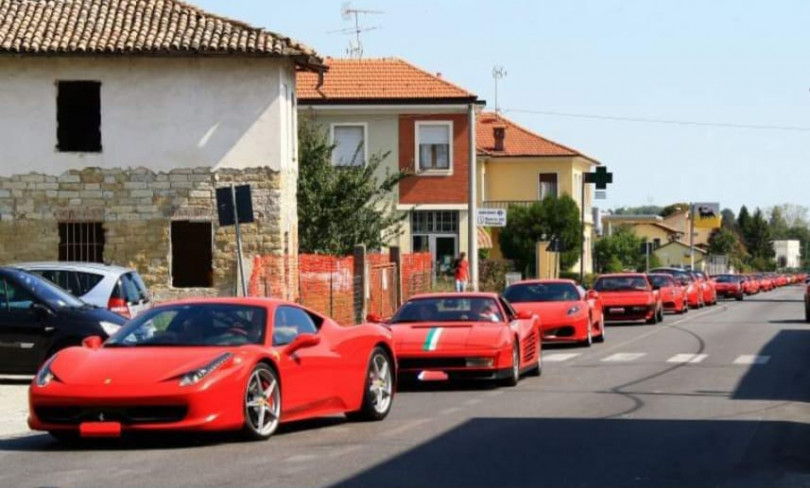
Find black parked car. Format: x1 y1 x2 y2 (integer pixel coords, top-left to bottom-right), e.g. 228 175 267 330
0 267 127 375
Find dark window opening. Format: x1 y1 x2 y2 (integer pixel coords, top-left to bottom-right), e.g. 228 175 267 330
58 222 104 263
171 221 213 288
57 81 101 152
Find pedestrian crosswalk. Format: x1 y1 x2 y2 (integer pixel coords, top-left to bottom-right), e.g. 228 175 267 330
543 352 771 366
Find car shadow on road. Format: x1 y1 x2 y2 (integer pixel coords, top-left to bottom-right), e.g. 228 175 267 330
768 319 808 325
0 416 349 452
396 380 499 393
331 417 810 488
732 329 810 404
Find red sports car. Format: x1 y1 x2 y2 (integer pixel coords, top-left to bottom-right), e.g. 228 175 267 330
594 273 664 324
382 293 541 386
650 268 702 308
29 298 395 441
647 273 686 314
504 279 605 347
693 271 717 306
742 275 759 295
713 274 745 301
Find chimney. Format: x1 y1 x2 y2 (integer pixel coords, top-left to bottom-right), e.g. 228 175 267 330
493 126 505 151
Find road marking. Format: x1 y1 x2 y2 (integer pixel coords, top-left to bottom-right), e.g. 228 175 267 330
543 353 581 362
381 419 432 438
439 407 461 415
667 353 708 364
463 399 482 406
733 355 771 365
602 353 646 362
284 454 318 463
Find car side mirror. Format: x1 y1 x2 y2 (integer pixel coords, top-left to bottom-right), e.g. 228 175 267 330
652 284 661 291
30 302 54 320
366 313 384 323
516 310 533 320
284 333 321 355
82 335 103 350
586 290 599 300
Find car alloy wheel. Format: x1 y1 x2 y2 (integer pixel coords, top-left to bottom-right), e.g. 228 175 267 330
594 317 606 343
347 347 394 421
243 364 281 440
583 318 593 347
501 341 521 387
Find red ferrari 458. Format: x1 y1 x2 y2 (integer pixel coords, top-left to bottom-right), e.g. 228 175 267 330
504 279 605 347
713 274 745 301
29 298 395 441
380 293 541 386
594 273 664 325
647 273 687 314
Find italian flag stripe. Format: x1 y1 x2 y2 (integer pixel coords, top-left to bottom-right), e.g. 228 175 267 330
423 327 443 351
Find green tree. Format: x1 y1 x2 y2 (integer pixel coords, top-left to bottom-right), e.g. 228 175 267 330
612 205 663 216
660 202 690 218
498 195 582 276
721 208 737 231
594 225 645 273
737 205 751 238
707 227 747 270
297 117 408 255
768 206 790 239
746 208 775 266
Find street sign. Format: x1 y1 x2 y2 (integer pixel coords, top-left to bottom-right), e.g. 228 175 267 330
216 185 254 226
595 190 607 200
477 208 507 227
584 166 613 190
692 202 721 229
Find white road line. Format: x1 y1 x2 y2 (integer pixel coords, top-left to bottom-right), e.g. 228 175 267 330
733 355 771 365
380 418 432 438
543 353 581 362
667 353 708 364
463 398 482 406
283 454 318 463
602 353 646 362
439 407 462 415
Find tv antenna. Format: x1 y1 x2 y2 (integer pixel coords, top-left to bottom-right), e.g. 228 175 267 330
492 66 507 113
329 3 384 59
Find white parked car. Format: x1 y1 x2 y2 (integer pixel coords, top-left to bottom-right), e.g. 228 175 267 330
12 262 152 318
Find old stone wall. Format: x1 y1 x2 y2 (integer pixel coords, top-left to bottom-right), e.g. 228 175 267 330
0 166 293 302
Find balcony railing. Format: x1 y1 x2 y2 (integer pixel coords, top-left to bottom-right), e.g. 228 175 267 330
480 200 536 210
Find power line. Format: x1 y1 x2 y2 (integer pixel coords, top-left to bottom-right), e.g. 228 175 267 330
504 108 810 132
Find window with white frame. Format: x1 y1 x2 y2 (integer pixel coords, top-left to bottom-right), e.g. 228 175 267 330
416 122 452 172
331 124 366 166
538 173 558 200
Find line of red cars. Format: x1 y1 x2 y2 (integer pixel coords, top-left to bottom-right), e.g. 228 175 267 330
28 270 803 443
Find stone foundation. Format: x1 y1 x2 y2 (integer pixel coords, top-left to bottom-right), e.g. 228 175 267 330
0 166 296 301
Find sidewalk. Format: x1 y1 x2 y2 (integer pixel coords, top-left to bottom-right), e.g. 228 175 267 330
0 379 32 438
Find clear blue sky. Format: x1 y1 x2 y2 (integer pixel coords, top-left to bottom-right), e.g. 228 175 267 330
197 0 810 214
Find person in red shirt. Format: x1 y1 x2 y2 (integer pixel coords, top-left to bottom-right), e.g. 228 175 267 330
453 252 469 292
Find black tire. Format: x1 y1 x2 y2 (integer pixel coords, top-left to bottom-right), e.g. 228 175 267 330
805 306 810 323
500 341 520 387
242 364 281 441
594 317 606 343
657 307 664 323
580 319 593 347
646 310 659 325
347 347 394 421
736 293 744 302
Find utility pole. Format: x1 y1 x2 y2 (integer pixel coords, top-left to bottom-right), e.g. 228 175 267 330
689 202 695 270
468 103 479 290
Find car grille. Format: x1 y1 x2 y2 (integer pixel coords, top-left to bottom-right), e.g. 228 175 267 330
35 405 187 425
399 357 468 370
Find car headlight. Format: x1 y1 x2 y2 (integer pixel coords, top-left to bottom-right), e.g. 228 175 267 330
566 305 581 316
99 321 121 336
35 356 58 388
179 353 233 387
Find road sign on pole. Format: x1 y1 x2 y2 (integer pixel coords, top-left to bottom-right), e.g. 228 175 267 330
476 208 507 227
215 184 255 297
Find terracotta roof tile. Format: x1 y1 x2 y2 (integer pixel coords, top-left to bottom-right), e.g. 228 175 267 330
0 0 320 64
297 57 477 102
477 111 600 164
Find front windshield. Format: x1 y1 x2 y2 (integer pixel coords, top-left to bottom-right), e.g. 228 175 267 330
9 269 85 308
647 275 674 288
593 276 650 292
714 275 739 283
107 303 267 347
391 297 503 323
504 283 580 303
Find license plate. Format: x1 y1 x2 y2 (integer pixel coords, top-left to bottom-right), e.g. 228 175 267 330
418 371 449 382
79 421 122 438
609 307 625 314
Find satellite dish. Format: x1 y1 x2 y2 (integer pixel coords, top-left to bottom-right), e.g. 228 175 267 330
341 2 352 21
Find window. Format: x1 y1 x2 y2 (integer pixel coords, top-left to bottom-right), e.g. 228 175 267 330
32 270 103 297
653 238 662 249
171 221 213 288
538 173 558 200
0 278 36 312
58 222 104 263
331 124 366 166
416 122 452 172
57 81 101 152
411 211 459 233
272 306 320 346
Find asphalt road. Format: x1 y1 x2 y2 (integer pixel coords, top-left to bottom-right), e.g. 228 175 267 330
2 286 810 488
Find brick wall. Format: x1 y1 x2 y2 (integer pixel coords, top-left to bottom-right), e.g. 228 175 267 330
398 113 469 204
0 167 292 301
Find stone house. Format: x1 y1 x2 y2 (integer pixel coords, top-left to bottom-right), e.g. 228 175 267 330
0 0 323 299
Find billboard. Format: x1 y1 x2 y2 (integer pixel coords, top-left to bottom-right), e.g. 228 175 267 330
692 202 721 229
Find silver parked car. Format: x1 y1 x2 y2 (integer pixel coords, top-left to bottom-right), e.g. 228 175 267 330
13 262 152 318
